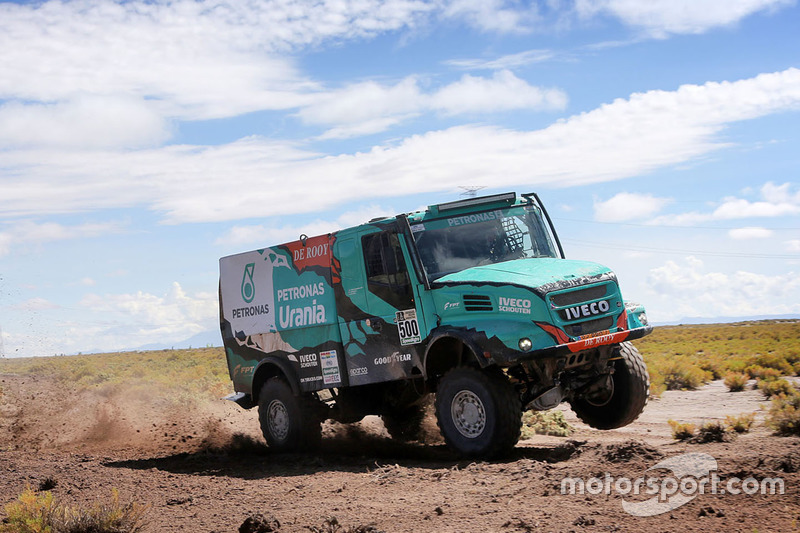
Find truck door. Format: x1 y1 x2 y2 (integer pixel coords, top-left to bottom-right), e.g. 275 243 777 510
336 228 426 386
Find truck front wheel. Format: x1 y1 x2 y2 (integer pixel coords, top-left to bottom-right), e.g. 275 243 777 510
258 377 321 452
570 341 649 429
435 367 522 458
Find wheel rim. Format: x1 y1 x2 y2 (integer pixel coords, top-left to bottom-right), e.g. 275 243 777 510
267 399 290 441
586 377 614 407
451 389 486 439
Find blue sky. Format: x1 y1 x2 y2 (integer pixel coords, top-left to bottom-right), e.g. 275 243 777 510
1 0 799 357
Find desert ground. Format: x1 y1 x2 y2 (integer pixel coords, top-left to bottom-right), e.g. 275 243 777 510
1 368 798 533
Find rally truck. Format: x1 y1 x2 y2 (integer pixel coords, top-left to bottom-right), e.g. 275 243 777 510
219 192 652 458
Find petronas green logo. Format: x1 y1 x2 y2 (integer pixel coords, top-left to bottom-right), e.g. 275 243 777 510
241 263 255 303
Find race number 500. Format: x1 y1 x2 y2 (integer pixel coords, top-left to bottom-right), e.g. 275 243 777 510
396 309 421 346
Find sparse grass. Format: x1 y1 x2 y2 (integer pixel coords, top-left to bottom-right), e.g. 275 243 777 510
725 412 755 434
1 488 147 533
668 419 696 441
521 410 574 438
758 378 797 399
723 372 749 392
635 320 800 396
0 347 230 404
766 388 800 436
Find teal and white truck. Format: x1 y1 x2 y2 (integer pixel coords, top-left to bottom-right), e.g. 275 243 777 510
219 192 652 457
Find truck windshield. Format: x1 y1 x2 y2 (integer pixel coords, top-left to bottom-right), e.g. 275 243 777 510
410 205 557 281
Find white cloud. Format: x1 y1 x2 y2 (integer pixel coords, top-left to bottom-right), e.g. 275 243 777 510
429 70 568 115
215 205 395 247
298 71 566 138
445 49 558 70
593 192 671 222
77 282 217 349
441 0 538 34
786 239 800 252
647 256 800 320
728 227 774 240
649 181 800 226
575 0 795 37
12 297 60 311
0 97 171 149
0 220 127 257
1 68 799 224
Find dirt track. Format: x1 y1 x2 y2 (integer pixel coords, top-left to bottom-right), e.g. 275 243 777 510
1 373 799 532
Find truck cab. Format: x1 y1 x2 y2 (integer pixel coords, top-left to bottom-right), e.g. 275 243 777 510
219 192 652 457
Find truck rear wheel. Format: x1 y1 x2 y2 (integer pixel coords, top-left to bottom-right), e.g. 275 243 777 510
570 342 649 429
258 377 321 452
435 367 522 458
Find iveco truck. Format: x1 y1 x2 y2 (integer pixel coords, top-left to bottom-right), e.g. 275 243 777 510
219 192 652 457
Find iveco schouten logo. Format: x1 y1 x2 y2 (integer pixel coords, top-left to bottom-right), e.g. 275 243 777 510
241 263 255 303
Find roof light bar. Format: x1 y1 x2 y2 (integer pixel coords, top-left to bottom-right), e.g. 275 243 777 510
437 192 516 212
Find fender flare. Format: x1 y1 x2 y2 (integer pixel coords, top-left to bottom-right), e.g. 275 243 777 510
253 355 301 400
423 327 491 380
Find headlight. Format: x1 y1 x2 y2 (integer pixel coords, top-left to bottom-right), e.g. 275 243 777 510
518 338 532 352
638 313 649 326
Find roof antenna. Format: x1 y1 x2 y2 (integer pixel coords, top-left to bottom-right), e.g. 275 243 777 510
459 186 486 198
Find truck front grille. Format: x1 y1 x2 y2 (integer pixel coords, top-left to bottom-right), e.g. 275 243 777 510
549 284 607 306
463 294 493 312
566 316 614 336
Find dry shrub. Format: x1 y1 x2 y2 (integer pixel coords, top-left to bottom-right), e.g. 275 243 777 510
660 360 711 391
1 488 147 533
693 421 733 443
521 410 573 438
766 389 800 436
758 378 797 399
668 419 695 441
723 372 748 392
724 412 755 434
746 365 781 381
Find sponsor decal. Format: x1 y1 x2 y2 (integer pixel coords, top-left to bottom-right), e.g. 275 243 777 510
562 300 610 320
299 353 318 368
320 350 341 384
232 303 270 319
396 309 421 345
282 235 332 273
410 224 425 233
443 301 460 311
499 297 532 315
447 210 503 227
349 366 368 377
301 375 323 383
241 263 256 303
374 352 412 365
233 364 255 377
277 282 328 329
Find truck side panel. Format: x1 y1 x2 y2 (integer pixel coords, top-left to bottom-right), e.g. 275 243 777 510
219 234 346 393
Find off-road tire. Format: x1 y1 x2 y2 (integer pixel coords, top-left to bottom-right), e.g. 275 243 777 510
570 341 650 429
258 377 322 452
381 398 430 442
435 367 522 458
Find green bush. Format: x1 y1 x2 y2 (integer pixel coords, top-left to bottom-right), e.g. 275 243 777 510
521 410 574 438
746 365 781 381
659 360 711 390
758 378 797 399
693 420 733 443
668 419 695 441
766 390 800 436
723 372 748 392
1 488 148 533
724 412 755 433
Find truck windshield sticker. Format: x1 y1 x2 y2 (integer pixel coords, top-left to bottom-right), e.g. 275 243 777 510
396 309 421 345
